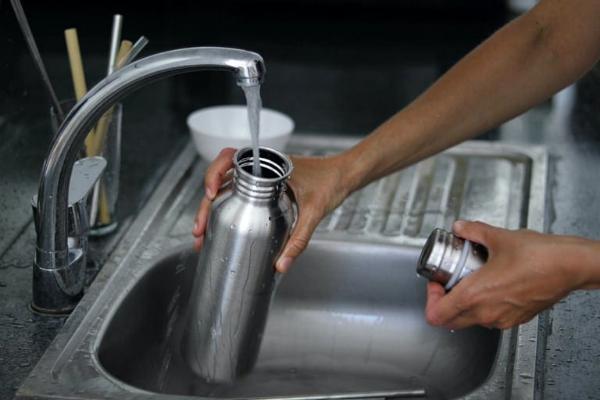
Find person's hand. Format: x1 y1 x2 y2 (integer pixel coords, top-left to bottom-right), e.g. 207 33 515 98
192 148 237 253
192 147 352 273
425 220 598 330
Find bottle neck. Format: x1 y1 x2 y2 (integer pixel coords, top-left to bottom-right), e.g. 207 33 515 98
233 147 293 200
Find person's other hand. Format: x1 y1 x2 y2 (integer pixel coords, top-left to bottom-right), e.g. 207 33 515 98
425 220 596 330
192 148 352 273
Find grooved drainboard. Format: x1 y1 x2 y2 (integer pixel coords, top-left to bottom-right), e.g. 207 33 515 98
289 140 531 245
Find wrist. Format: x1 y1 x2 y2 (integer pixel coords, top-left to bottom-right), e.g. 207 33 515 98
577 239 600 289
559 236 600 290
333 147 370 196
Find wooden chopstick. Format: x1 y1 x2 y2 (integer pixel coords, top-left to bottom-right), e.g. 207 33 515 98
64 28 87 100
64 28 97 156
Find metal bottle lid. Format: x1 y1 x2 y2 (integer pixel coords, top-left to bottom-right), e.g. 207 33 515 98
417 228 488 289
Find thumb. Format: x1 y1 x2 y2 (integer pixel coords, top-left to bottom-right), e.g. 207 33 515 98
275 209 322 273
452 220 499 248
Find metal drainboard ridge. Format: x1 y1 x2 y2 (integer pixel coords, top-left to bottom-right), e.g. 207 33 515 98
287 135 537 246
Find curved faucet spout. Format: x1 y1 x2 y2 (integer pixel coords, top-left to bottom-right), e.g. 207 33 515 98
34 47 265 312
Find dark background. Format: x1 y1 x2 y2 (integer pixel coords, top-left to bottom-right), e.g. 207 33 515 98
1 0 509 133
0 0 509 256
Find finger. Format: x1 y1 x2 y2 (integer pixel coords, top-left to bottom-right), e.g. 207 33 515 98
275 207 322 273
446 308 524 329
446 308 514 330
205 148 236 200
452 220 501 248
425 282 446 325
444 313 481 330
193 235 204 252
193 195 213 237
424 284 468 326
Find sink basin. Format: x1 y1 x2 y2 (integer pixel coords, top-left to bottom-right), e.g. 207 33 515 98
17 135 547 400
98 241 499 399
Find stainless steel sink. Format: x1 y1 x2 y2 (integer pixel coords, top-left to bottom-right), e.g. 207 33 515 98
17 135 548 400
97 242 499 399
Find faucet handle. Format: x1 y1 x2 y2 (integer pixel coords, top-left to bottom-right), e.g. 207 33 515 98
66 156 106 245
32 157 106 234
68 156 107 206
32 157 106 207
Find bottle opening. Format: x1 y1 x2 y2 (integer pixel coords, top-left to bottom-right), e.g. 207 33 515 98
235 147 292 180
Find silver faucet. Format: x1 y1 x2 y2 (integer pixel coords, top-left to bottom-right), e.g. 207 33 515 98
32 47 266 314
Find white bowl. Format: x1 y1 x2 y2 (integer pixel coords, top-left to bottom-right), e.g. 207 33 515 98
187 105 294 161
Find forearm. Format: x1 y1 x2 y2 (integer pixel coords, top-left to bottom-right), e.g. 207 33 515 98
340 0 600 192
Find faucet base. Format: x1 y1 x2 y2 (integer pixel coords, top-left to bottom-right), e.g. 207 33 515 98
31 249 86 315
29 301 78 316
89 221 118 237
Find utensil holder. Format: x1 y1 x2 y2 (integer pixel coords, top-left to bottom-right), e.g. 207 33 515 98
50 101 122 236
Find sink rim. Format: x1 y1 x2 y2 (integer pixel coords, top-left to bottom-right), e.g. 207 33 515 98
16 136 548 400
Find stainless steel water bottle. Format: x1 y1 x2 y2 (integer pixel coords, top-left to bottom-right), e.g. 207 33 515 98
417 228 488 289
183 146 295 383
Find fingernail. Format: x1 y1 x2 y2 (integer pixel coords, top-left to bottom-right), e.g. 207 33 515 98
193 222 198 233
206 188 214 200
277 257 293 273
453 220 465 231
